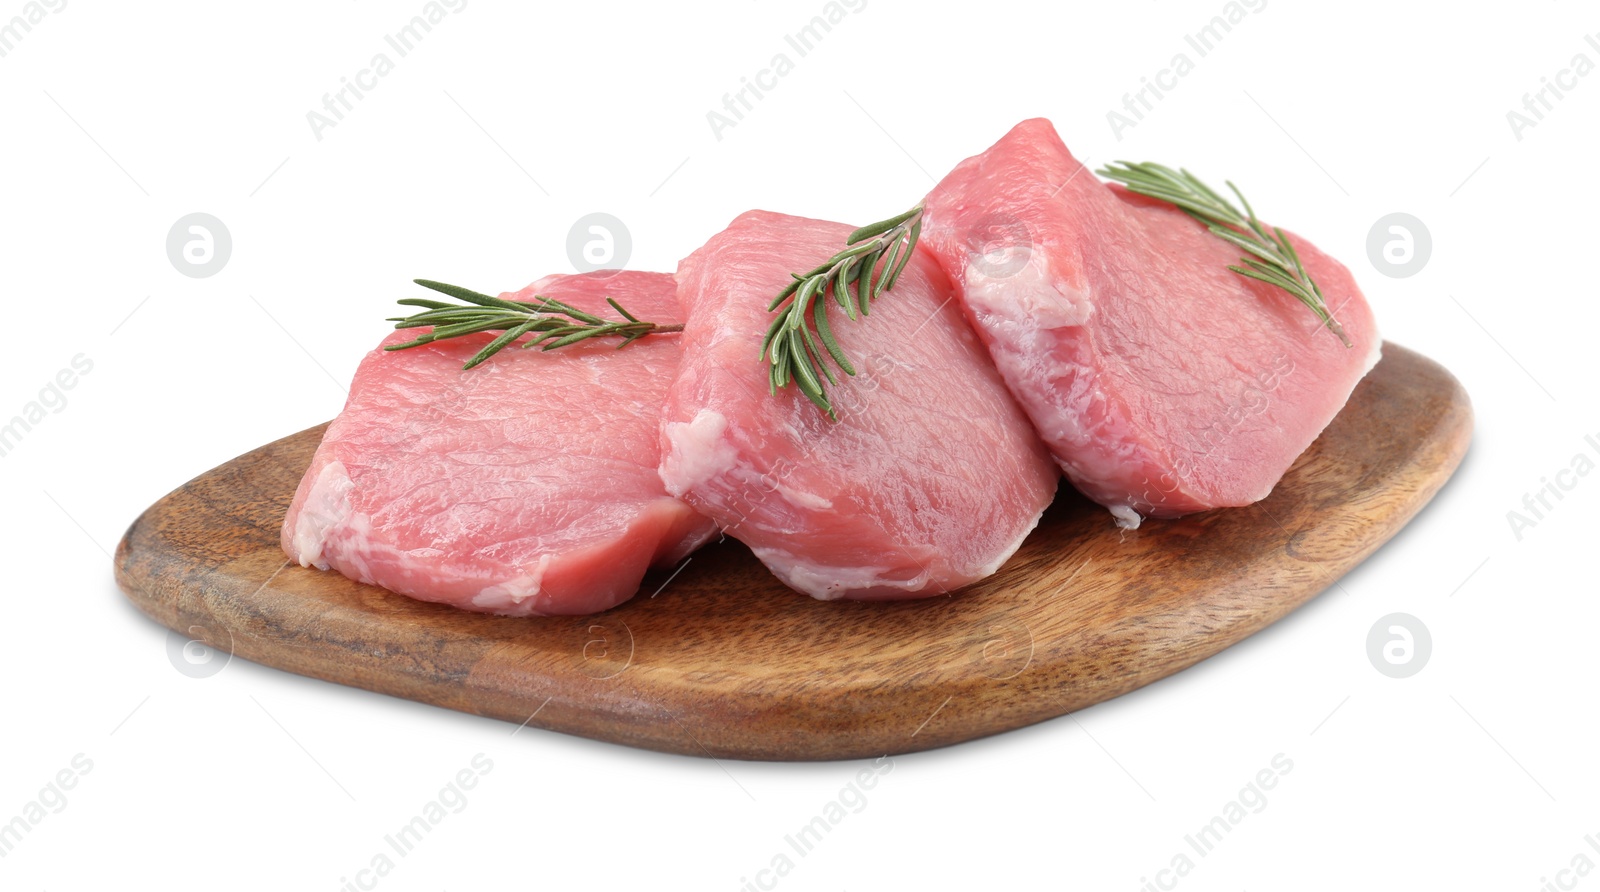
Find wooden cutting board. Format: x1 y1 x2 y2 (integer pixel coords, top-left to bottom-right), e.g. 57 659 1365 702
115 343 1471 761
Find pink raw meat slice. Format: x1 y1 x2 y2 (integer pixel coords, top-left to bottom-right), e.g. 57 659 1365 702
282 270 716 616
659 210 1059 600
920 118 1381 528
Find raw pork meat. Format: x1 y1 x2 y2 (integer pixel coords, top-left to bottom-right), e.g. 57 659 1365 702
659 210 1059 600
920 118 1381 527
282 271 716 616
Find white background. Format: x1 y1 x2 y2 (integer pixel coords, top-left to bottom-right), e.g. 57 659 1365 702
2 1 1596 889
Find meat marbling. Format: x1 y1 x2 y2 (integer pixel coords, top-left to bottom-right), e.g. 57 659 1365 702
281 270 717 616
659 210 1059 600
920 118 1381 527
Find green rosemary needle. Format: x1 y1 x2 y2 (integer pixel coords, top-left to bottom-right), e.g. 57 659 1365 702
762 205 924 418
386 279 683 369
1096 161 1351 347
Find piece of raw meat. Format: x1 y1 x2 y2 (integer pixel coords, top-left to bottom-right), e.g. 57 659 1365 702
659 210 1059 600
281 271 717 616
920 118 1381 528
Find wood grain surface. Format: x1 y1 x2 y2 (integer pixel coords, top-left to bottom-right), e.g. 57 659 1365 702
115 342 1471 761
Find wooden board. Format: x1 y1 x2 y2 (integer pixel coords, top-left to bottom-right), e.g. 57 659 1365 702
115 343 1471 761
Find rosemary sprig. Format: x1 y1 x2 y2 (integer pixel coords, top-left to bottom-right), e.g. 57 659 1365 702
385 279 683 369
762 205 924 418
1096 161 1351 347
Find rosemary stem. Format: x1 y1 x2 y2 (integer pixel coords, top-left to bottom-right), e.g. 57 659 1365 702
761 204 925 418
384 279 685 368
1097 161 1352 347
